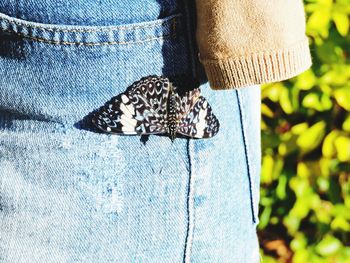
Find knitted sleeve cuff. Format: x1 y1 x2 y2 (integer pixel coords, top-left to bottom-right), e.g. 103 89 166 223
199 38 312 90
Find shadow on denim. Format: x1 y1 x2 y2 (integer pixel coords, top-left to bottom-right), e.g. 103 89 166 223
0 32 27 60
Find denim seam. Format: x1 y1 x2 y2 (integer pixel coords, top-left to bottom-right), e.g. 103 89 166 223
183 138 195 263
235 89 257 225
0 12 181 45
0 13 180 32
2 29 177 46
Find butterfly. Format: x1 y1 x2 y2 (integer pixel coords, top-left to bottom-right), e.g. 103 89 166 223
91 75 220 142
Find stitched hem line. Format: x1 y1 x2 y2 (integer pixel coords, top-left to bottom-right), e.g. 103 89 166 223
236 89 257 225
0 14 178 32
0 12 182 45
1 29 177 46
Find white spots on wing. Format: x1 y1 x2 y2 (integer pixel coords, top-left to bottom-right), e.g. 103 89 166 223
120 102 135 117
195 107 208 137
106 127 111 132
126 103 135 115
120 131 138 134
121 94 129 103
203 100 208 108
121 114 137 131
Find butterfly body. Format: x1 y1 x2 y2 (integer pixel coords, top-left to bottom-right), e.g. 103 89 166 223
167 85 179 142
92 75 220 141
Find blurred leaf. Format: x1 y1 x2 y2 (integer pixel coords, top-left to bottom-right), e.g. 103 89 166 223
297 121 327 153
331 216 350 231
320 66 350 86
334 87 350 111
278 134 298 156
280 86 294 114
259 0 350 261
261 104 274 118
262 155 274 184
291 122 309 135
290 233 308 251
317 176 330 192
261 82 283 102
302 92 332 111
283 214 301 235
297 162 311 178
332 11 350 37
343 115 350 132
276 174 288 200
307 7 332 38
315 235 342 256
322 130 341 158
293 249 310 263
295 70 317 90
334 135 350 162
258 206 272 229
261 154 284 184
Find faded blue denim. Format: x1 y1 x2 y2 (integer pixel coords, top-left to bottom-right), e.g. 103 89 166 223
0 1 262 262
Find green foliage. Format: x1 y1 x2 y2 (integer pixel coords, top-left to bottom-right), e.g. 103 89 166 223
259 0 350 262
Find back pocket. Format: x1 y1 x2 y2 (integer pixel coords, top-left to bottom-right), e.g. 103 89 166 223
0 11 193 125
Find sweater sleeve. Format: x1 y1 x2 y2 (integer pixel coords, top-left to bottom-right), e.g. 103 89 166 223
195 0 312 90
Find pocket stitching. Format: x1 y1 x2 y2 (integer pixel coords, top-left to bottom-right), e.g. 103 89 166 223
0 12 180 45
1 29 177 46
0 12 180 32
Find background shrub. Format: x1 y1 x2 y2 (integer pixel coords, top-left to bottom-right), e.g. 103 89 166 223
258 0 350 262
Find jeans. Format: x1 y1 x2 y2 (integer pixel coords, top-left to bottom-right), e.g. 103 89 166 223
0 0 261 262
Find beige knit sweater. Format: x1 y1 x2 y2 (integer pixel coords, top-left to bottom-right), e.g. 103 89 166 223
195 0 312 90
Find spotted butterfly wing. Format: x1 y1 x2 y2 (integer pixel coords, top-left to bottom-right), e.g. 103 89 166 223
92 75 220 140
174 88 201 120
176 96 220 138
92 75 170 134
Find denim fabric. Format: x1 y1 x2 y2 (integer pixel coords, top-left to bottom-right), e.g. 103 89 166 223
0 1 261 262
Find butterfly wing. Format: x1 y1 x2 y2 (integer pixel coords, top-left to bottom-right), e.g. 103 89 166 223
175 88 201 121
176 96 220 138
92 75 170 135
